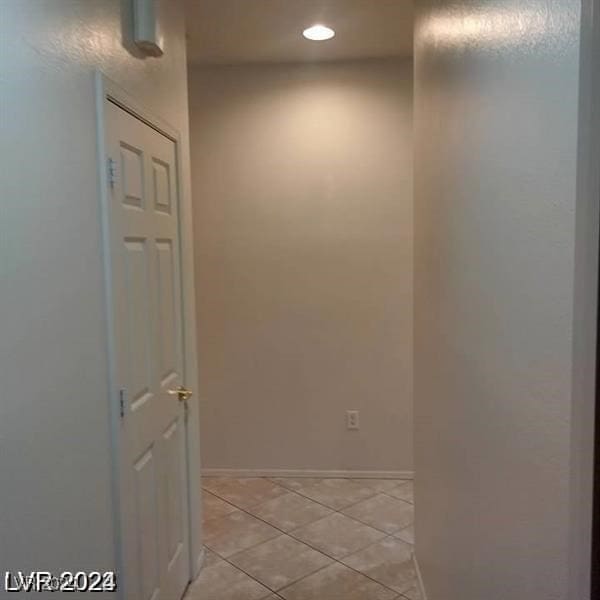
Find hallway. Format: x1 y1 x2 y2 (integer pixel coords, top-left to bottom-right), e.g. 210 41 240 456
2 1 598 599
185 477 417 599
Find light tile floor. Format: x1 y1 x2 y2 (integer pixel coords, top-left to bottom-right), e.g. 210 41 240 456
184 477 419 600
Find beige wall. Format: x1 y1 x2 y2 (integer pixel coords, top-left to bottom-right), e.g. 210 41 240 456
413 1 588 599
0 0 202 579
189 59 413 473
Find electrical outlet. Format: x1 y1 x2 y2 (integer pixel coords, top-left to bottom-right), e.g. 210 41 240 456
346 410 360 430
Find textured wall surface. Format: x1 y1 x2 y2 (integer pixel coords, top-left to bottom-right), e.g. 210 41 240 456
413 1 583 599
0 0 200 590
189 60 414 474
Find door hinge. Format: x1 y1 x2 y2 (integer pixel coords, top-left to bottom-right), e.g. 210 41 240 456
119 388 126 419
107 157 117 188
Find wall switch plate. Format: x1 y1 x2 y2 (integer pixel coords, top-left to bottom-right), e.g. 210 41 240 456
346 410 360 430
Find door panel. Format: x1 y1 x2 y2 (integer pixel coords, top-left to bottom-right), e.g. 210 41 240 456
121 144 145 209
134 447 160 600
153 159 172 214
123 239 153 405
106 100 190 600
156 240 177 381
163 418 184 566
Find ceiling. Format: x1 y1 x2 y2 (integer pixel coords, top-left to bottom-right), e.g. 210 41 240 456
185 0 414 65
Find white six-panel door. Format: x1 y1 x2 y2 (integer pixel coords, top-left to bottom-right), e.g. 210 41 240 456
105 99 190 600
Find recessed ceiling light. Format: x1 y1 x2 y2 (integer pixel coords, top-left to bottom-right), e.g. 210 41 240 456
302 24 335 41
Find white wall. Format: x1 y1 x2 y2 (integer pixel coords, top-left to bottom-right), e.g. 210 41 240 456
413 1 589 599
0 0 201 590
188 60 413 474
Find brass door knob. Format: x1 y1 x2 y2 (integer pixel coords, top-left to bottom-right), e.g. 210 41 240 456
167 385 193 401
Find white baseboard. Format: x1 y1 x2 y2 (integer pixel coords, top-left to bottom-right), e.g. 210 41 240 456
412 551 428 600
201 468 414 480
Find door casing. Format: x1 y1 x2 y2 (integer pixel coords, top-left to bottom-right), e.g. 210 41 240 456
570 0 600 598
591 3 600 593
94 72 204 598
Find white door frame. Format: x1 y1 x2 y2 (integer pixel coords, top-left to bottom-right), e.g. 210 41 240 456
569 0 600 598
94 72 204 597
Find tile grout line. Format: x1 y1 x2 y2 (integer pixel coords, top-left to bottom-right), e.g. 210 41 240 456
206 524 391 596
202 493 336 594
266 477 382 512
380 489 414 504
265 482 413 538
202 486 340 595
202 481 399 549
281 529 408 597
202 479 380 529
203 480 412 536
381 492 414 503
337 506 413 538
207 537 333 598
202 479 415 595
274 480 414 521
287 485 414 539
204 547 287 599
211 529 333 596
201 478 416 597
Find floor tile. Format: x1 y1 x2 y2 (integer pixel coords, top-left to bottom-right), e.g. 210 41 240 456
278 562 396 600
190 477 418 600
342 494 413 534
248 491 333 532
185 558 272 600
291 512 386 559
400 581 422 600
202 547 222 568
204 511 280 557
202 491 239 523
230 534 333 591
270 478 323 492
394 524 414 545
342 537 415 594
351 478 402 493
203 477 288 509
386 482 414 504
293 478 377 510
